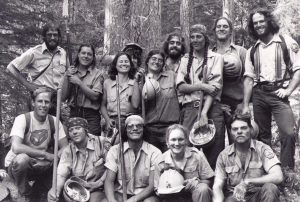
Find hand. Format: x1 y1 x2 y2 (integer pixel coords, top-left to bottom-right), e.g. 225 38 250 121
241 105 250 116
135 68 145 83
85 181 103 192
43 151 55 162
47 188 59 202
202 83 218 96
69 75 82 86
224 61 240 77
0 169 8 180
106 118 116 129
67 65 78 75
220 104 232 116
274 88 292 99
199 113 209 128
234 103 244 115
233 180 247 201
183 177 200 192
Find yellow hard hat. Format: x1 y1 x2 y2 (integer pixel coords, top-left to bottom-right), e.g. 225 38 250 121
157 169 185 196
142 76 160 100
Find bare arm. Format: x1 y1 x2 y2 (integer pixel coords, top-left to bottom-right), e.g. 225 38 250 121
57 137 68 157
244 164 283 185
104 169 118 202
242 76 254 114
212 177 225 202
275 70 300 98
131 81 140 109
178 82 216 95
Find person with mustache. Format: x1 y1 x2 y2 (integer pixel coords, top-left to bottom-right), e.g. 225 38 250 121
242 8 300 170
212 17 247 144
6 23 68 115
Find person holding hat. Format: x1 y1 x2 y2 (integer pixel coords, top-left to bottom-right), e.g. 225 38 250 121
48 117 108 202
104 115 161 202
176 23 224 169
143 49 180 152
154 124 214 202
213 114 283 202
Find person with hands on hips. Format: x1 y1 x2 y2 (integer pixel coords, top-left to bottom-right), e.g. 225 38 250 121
154 124 214 202
48 117 109 202
213 114 283 202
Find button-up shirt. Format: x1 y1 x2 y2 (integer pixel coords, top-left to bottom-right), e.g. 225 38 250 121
154 147 214 190
145 70 180 125
9 43 67 90
244 34 300 84
57 134 107 182
215 140 280 194
176 50 223 104
105 141 161 195
104 78 137 117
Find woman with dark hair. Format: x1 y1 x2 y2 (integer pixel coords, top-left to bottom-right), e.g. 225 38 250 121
176 24 224 169
100 52 140 141
143 49 180 152
63 44 103 136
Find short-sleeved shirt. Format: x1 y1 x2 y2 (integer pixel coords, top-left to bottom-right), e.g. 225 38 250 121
5 111 66 167
105 141 161 195
9 43 67 90
70 66 103 110
244 34 300 85
176 50 223 104
212 44 246 101
145 70 180 125
104 78 137 117
215 140 280 194
154 147 215 190
57 134 107 182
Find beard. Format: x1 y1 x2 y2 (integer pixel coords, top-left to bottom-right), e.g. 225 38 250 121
255 25 271 39
45 40 58 51
168 48 182 59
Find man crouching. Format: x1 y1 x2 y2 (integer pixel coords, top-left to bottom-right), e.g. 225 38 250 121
213 114 283 202
48 117 108 202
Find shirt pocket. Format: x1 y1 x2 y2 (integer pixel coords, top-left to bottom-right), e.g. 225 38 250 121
160 82 176 98
184 165 198 179
248 161 264 177
225 166 240 185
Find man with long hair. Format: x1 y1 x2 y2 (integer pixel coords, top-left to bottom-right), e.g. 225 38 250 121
242 8 300 169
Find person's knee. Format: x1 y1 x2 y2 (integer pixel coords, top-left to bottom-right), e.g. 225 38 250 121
12 154 31 169
143 195 160 202
194 182 211 194
261 183 279 195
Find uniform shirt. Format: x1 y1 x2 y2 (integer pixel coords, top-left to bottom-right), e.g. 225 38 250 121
164 57 181 74
9 43 67 90
215 140 280 194
154 147 215 190
105 141 161 195
212 43 246 101
5 111 66 167
104 78 137 117
176 50 223 104
145 70 180 125
244 34 300 84
57 134 107 182
70 66 103 110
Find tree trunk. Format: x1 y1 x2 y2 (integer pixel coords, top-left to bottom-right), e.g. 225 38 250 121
222 0 234 21
180 0 194 47
104 0 162 55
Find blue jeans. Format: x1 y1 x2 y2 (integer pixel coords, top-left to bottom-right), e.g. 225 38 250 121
252 87 296 168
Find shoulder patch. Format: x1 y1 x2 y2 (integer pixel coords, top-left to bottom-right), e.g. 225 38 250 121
263 148 275 159
291 43 299 53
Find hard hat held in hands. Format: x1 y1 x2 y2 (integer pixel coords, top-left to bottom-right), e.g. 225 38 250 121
189 119 216 147
142 74 160 100
63 177 90 202
157 169 185 196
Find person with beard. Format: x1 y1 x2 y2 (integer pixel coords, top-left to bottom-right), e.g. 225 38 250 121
163 32 186 74
176 24 224 169
212 17 247 144
241 8 300 169
7 23 68 114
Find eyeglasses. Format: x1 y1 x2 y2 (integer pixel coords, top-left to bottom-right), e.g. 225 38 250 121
127 124 143 131
150 57 164 64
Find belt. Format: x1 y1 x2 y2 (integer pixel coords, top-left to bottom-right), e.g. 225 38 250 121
256 82 285 92
183 100 201 108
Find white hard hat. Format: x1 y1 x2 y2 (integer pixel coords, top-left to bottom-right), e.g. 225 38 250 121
142 76 160 100
189 119 216 147
157 169 185 196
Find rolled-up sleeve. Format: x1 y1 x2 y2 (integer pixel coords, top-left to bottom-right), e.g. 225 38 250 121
57 146 72 178
207 53 223 90
10 49 34 71
214 153 227 180
91 71 104 94
104 145 119 173
176 57 188 88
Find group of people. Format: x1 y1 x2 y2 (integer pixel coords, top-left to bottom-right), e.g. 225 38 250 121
2 7 300 202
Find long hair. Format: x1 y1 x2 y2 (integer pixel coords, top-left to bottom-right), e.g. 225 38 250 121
144 49 165 73
162 33 186 56
42 23 62 39
247 8 280 40
74 44 96 68
108 52 136 80
184 35 210 84
213 16 233 33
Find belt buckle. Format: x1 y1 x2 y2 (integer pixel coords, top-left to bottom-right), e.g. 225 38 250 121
194 101 200 108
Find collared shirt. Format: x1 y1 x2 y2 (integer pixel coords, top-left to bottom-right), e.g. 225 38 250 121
57 134 107 182
105 141 161 195
244 34 300 84
164 57 181 74
154 147 214 190
212 43 247 101
70 66 103 110
176 50 223 104
9 43 67 90
215 140 280 194
145 70 180 125
104 78 137 117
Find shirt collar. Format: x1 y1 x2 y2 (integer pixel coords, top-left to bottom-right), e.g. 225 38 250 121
41 42 61 54
228 139 256 156
192 49 215 59
254 33 281 47
123 141 150 155
73 134 95 153
164 147 193 165
212 42 237 52
111 78 134 87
